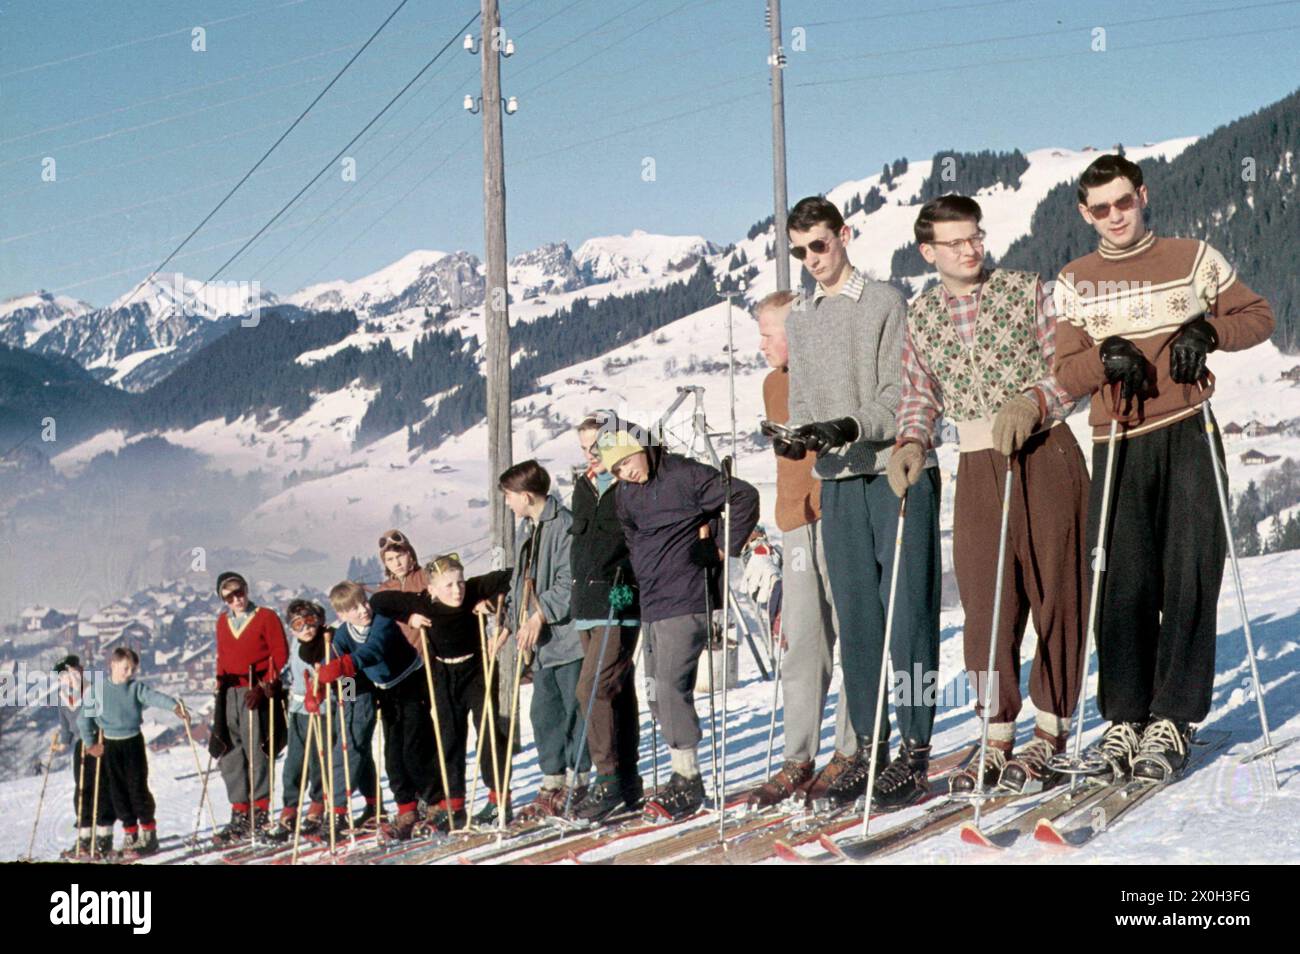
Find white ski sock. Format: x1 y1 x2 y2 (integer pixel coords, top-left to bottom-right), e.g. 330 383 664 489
540 773 566 791
670 747 700 778
1036 711 1070 740
95 825 113 838
566 769 589 789
988 722 1016 746
79 827 92 840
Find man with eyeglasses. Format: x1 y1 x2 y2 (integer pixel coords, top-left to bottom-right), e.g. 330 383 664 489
211 571 289 844
779 196 942 809
1053 154 1274 781
892 194 1087 800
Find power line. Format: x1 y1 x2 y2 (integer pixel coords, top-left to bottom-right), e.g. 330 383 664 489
198 11 482 285
117 0 420 312
801 0 1037 28
0 0 314 79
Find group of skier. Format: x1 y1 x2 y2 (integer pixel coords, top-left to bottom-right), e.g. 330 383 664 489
751 153 1273 813
50 152 1274 859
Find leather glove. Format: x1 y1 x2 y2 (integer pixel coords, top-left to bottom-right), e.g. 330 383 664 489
992 393 1041 456
886 442 925 498
794 417 859 453
1169 316 1218 385
1099 336 1153 402
244 682 268 711
772 435 809 460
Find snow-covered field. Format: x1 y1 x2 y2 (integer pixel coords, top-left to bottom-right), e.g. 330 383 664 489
4 547 1296 865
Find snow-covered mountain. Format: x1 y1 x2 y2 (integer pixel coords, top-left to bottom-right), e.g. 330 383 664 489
574 229 720 281
0 290 93 349
287 249 484 317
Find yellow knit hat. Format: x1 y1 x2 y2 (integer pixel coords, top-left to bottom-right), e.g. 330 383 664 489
597 429 645 472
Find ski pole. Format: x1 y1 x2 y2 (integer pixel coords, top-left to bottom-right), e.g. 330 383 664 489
75 739 87 857
861 495 907 838
701 526 720 814
322 649 337 850
564 571 626 816
178 700 219 834
268 689 276 829
1053 414 1121 785
1199 394 1286 788
247 665 257 846
720 456 734 841
25 737 57 861
335 683 356 841
193 751 215 847
291 713 318 865
468 609 503 825
763 611 784 783
421 626 456 831
90 729 104 859
972 455 1015 830
500 571 536 832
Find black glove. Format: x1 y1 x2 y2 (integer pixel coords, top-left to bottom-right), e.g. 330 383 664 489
794 417 860 453
690 537 722 569
772 436 808 460
1169 316 1218 385
1099 336 1153 402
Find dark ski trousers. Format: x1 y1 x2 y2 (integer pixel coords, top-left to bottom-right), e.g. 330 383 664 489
330 691 377 810
218 685 269 807
376 672 437 807
530 657 592 777
103 734 155 829
426 655 511 803
281 712 325 811
642 613 709 751
953 424 1090 725
575 623 641 779
820 469 941 748
1089 413 1227 724
73 740 115 827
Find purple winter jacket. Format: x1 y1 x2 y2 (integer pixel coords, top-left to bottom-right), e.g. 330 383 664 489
614 446 760 623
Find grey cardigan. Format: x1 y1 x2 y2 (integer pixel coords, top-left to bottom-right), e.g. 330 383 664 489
505 493 581 669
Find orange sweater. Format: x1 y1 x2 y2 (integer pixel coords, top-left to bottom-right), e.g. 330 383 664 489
1053 233 1274 441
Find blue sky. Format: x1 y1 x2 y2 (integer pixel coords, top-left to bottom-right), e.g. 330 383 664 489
2 0 1298 306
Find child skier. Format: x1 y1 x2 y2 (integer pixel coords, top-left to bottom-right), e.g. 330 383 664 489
77 647 186 856
52 655 115 857
603 427 760 819
265 600 330 842
1053 154 1274 780
497 460 587 817
370 553 513 828
313 581 435 841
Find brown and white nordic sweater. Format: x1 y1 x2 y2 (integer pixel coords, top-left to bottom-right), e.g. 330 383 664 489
1053 232 1274 441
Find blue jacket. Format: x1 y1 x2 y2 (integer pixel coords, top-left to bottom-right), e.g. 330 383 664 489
504 493 581 669
615 447 761 623
78 677 177 745
332 613 422 690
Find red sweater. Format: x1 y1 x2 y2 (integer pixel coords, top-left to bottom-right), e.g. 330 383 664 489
216 606 289 684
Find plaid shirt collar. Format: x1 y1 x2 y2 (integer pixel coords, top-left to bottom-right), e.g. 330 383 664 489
812 266 867 303
937 269 990 309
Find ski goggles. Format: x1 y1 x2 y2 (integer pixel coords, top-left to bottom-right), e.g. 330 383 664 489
1085 192 1139 219
378 530 411 551
426 552 463 577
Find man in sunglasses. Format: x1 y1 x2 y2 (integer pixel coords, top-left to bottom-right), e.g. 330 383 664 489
1054 154 1274 781
893 194 1087 800
779 196 942 808
211 571 289 844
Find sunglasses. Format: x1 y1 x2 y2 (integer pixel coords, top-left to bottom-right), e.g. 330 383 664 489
928 230 986 253
378 530 409 550
789 238 834 261
221 588 247 604
1085 192 1139 219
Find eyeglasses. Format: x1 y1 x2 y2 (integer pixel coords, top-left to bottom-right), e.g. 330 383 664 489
928 230 986 253
378 530 409 550
1085 192 1138 219
221 588 247 604
790 238 833 261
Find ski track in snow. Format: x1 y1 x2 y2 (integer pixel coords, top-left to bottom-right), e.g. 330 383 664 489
3 549 1297 864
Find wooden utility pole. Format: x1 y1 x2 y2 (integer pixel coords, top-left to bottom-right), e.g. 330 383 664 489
481 0 513 560
767 0 790 291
